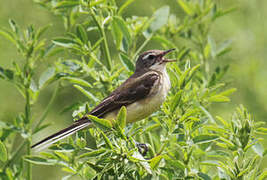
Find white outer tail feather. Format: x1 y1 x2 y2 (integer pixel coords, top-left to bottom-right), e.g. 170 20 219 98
32 121 92 152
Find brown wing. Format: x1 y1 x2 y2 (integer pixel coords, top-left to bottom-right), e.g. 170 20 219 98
89 71 159 118
31 71 159 150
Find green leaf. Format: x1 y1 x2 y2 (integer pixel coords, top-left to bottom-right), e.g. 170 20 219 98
152 35 176 49
52 38 76 48
149 6 170 32
36 24 51 39
9 19 19 34
54 1 80 9
76 24 88 43
256 127 267 135
193 134 219 144
258 170 267 180
0 67 14 81
218 88 237 96
216 40 232 57
78 148 106 159
149 155 163 169
177 0 193 15
119 53 135 72
209 95 230 102
33 123 51 134
208 36 217 58
0 29 16 45
118 0 135 15
171 90 183 113
39 67 55 88
117 106 127 129
177 47 190 61
54 151 69 162
73 85 99 102
113 17 131 48
252 143 264 157
87 115 113 130
197 172 212 180
0 141 7 162
111 20 123 49
63 77 92 88
25 156 57 165
100 131 113 149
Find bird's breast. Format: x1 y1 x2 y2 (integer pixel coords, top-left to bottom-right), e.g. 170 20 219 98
104 69 171 123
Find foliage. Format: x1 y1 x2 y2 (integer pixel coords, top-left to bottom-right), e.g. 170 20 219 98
0 0 266 179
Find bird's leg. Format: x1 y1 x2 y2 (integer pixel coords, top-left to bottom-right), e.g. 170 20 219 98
136 142 149 156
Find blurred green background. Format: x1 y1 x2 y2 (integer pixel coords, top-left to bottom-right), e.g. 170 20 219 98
0 0 266 179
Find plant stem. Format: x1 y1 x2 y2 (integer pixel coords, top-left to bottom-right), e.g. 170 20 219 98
3 140 26 170
33 83 60 133
25 88 32 180
91 10 112 71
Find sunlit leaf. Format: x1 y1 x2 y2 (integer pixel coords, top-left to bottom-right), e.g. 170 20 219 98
117 106 127 129
100 131 113 149
87 115 112 130
25 156 57 165
150 155 163 169
177 0 193 15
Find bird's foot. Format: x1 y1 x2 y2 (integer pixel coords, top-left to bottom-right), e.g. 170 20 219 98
136 142 148 156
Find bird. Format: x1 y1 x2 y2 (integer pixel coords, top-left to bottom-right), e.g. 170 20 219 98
31 49 176 151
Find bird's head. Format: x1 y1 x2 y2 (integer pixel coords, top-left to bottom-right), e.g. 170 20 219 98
135 49 176 72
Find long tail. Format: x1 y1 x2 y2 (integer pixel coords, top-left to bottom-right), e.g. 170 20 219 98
31 118 92 151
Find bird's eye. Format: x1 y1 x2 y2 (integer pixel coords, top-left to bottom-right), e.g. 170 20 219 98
148 54 156 59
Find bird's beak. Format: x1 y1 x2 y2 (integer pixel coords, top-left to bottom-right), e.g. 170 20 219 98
160 48 176 63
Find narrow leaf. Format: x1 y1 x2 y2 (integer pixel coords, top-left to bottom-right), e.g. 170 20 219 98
150 155 163 169
25 156 57 165
0 141 7 162
52 38 76 48
100 131 113 149
117 106 127 129
177 0 193 15
78 148 105 159
119 53 135 72
113 17 131 46
76 24 88 43
193 134 219 144
171 90 183 113
73 85 99 102
0 30 16 45
63 77 92 88
87 115 113 130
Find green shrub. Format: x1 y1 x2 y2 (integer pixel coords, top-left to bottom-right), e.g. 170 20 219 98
0 0 266 179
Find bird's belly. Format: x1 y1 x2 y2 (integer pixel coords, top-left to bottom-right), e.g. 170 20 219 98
125 89 167 123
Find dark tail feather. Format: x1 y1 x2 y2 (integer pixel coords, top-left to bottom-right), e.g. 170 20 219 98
31 118 92 151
